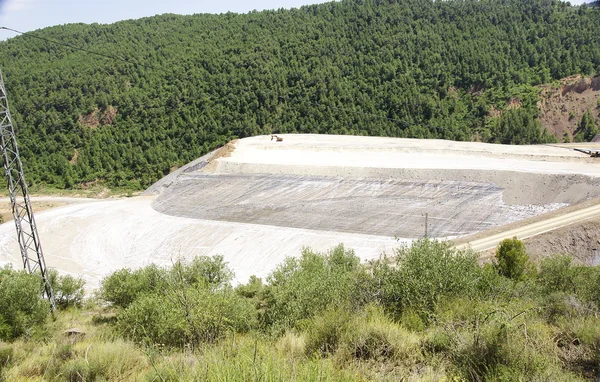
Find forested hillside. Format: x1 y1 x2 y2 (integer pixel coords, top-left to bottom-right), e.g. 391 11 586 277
0 0 599 189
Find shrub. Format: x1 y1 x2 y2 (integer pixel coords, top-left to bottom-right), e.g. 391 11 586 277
569 110 576 120
304 308 352 357
175 255 233 288
538 255 575 294
338 306 422 364
570 265 600 305
0 266 49 341
494 237 533 281
375 239 481 319
450 308 573 381
117 284 256 347
48 270 85 309
235 275 264 299
541 292 588 323
100 256 235 309
262 244 363 331
99 264 167 308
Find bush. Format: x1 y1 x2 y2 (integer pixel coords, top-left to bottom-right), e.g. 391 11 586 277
235 275 264 299
339 306 422 364
101 255 256 348
48 270 85 309
538 255 575 294
117 284 256 347
449 307 575 380
176 255 233 288
495 237 533 281
262 244 364 331
305 305 423 365
99 264 167 308
304 308 352 357
541 292 588 324
375 239 481 319
570 265 600 306
0 266 49 341
100 256 234 309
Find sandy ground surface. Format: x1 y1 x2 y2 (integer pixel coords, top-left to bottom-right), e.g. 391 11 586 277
3 134 600 290
0 196 397 289
0 197 104 224
218 135 598 171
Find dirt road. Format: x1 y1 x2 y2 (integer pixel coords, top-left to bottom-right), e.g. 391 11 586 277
454 202 600 252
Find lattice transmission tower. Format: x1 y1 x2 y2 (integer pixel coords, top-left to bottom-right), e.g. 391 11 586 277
0 69 56 313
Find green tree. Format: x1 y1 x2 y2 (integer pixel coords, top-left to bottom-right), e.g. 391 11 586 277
1 0 599 190
99 265 167 308
102 256 255 348
574 109 599 142
538 255 575 294
494 237 531 281
117 284 255 348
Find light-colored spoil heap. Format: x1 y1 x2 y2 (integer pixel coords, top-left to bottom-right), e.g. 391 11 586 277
2 134 600 289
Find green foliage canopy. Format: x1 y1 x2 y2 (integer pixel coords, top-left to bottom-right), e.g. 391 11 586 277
494 237 532 280
0 266 49 341
0 0 598 190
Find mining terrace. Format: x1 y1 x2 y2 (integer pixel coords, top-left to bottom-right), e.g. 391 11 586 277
2 134 600 289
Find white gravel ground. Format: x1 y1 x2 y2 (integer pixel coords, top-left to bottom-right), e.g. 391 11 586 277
0 197 398 290
218 135 600 176
1 134 599 290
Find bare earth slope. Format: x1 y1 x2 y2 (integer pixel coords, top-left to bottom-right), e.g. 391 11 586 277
538 75 600 140
2 134 600 289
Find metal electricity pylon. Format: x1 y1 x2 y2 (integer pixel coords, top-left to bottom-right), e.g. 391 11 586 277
0 69 56 314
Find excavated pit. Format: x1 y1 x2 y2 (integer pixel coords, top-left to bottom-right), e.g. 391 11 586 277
151 135 600 239
3 134 600 288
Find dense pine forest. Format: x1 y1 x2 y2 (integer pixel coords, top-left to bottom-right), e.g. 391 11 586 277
0 0 599 189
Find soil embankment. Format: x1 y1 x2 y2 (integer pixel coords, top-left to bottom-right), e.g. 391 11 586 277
538 75 600 140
